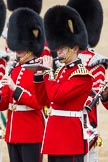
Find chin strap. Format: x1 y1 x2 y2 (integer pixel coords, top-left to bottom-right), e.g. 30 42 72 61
19 52 33 64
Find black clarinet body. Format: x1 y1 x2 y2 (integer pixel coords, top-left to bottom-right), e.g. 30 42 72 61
85 82 108 112
85 93 101 112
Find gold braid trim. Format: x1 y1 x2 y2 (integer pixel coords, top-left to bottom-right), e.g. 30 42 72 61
69 64 93 79
54 66 64 80
19 52 33 64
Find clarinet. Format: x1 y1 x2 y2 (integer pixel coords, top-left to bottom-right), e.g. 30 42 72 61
8 57 19 76
85 82 108 112
0 57 19 89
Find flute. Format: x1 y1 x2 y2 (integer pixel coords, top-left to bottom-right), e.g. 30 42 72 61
85 81 108 112
36 57 64 63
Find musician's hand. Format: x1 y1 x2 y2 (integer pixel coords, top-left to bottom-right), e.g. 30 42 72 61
42 55 53 70
1 75 16 91
35 57 43 64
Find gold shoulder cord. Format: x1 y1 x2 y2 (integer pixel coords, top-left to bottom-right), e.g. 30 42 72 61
69 64 93 79
19 52 32 64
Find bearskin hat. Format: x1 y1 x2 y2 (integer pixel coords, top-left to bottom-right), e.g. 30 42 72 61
7 8 44 56
6 0 42 14
0 0 6 36
44 5 88 51
67 0 103 47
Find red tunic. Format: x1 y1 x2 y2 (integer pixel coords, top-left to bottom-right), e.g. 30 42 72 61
79 48 106 127
0 62 45 143
35 59 93 155
0 43 52 143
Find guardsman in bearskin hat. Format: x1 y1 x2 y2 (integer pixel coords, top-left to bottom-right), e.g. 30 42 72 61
33 5 94 162
0 8 45 162
1 0 51 124
67 0 108 161
3 0 43 39
5 0 51 118
3 0 51 67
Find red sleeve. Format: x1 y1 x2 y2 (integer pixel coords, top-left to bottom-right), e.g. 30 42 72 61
0 85 43 111
0 85 10 111
44 74 92 103
84 65 106 127
91 65 105 93
34 81 50 107
85 64 105 105
16 91 42 110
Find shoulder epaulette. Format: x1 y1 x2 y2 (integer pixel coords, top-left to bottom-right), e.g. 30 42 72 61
69 64 93 79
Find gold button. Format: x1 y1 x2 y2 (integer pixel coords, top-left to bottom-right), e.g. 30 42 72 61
11 104 16 110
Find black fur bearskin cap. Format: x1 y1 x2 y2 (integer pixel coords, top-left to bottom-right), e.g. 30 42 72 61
7 7 44 56
0 0 6 36
67 0 103 47
44 5 88 52
7 0 42 14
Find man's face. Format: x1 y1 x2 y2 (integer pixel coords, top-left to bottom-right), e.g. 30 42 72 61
57 47 69 59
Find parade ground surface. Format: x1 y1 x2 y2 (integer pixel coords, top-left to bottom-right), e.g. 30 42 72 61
0 0 108 161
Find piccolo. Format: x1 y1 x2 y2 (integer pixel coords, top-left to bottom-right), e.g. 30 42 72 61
85 82 108 112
